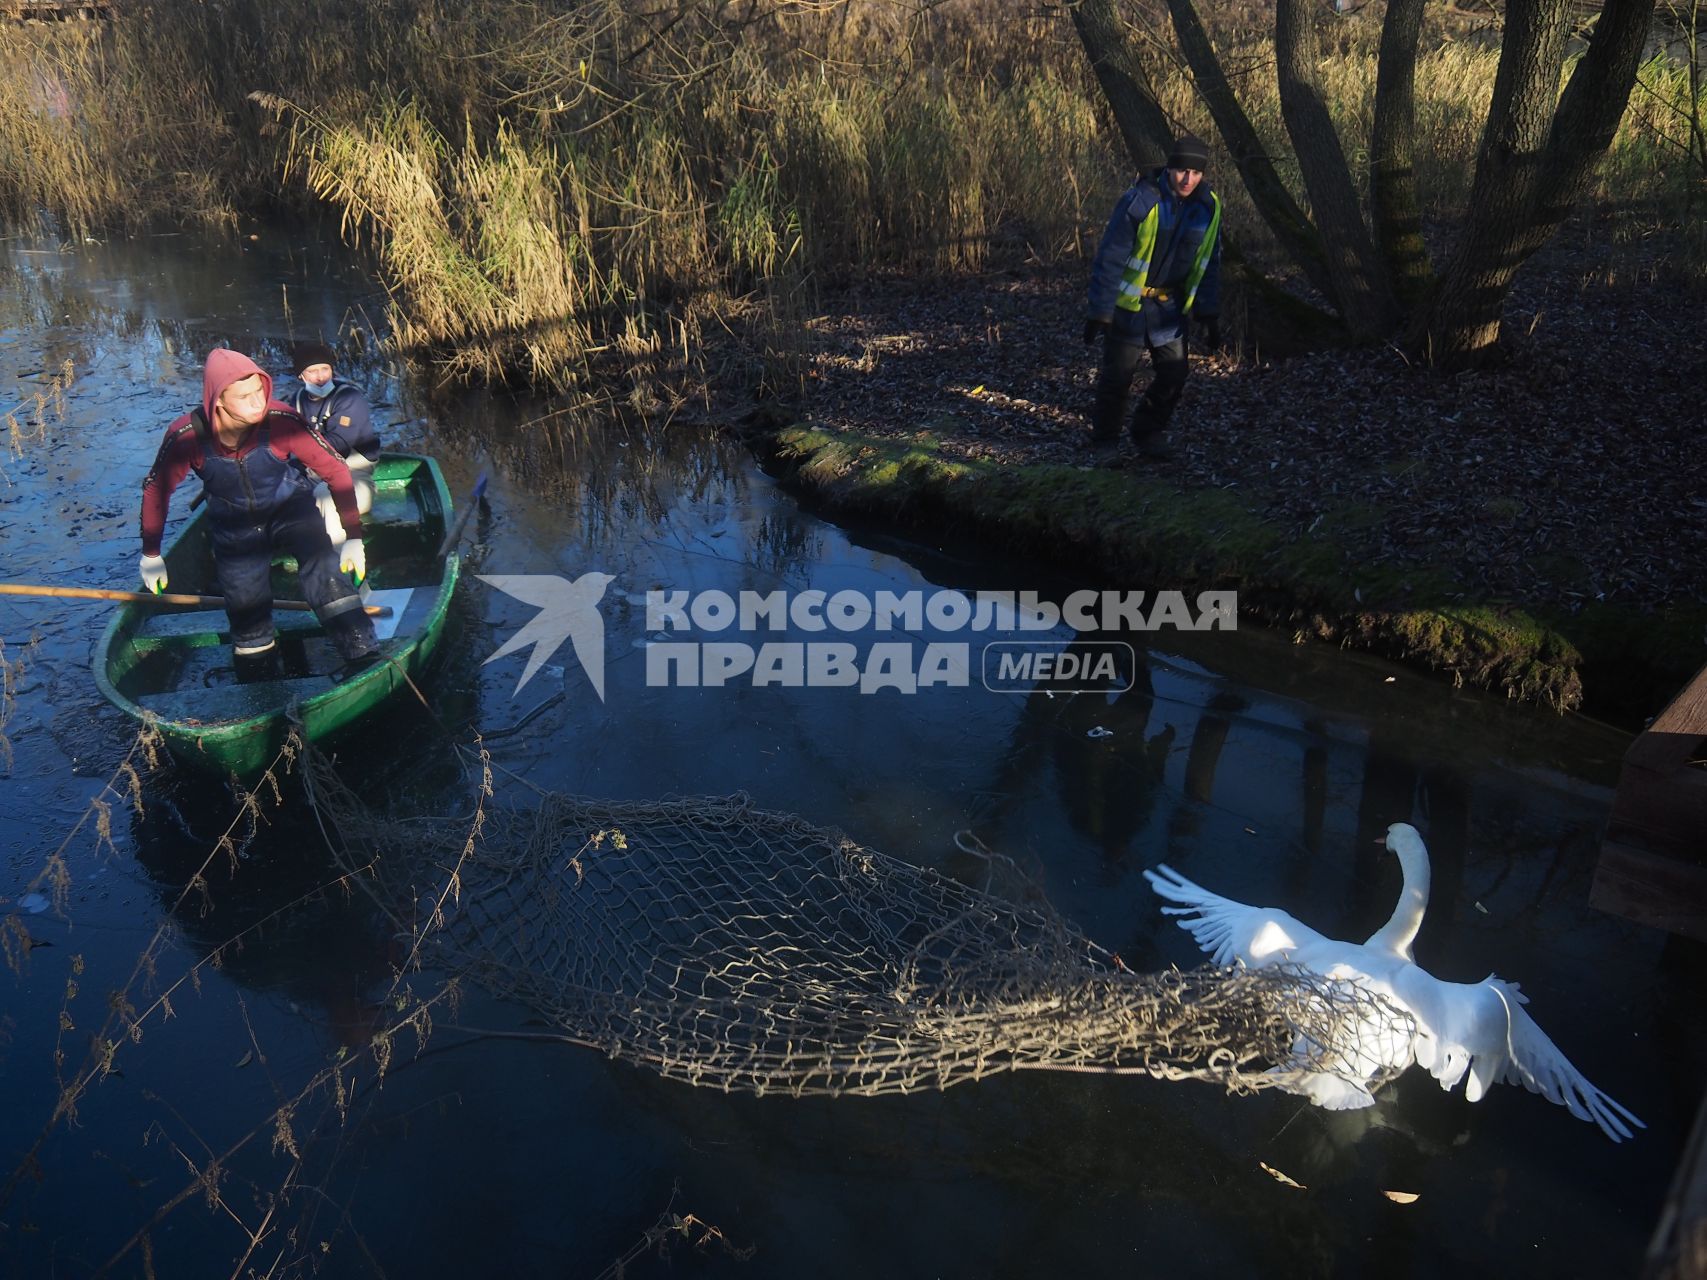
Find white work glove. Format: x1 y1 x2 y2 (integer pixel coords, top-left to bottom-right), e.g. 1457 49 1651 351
139 554 168 594
343 451 375 473
338 537 367 586
315 483 344 543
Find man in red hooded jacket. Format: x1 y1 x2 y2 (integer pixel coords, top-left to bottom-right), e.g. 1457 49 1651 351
138 348 378 670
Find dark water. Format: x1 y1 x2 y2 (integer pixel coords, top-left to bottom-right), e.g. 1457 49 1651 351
1 232 1701 1279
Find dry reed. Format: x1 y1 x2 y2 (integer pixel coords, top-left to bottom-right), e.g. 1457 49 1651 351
0 0 1698 389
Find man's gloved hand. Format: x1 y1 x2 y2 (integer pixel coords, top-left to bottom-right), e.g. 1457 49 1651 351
139 554 168 595
338 537 367 586
1197 315 1222 352
1083 317 1109 346
343 451 375 473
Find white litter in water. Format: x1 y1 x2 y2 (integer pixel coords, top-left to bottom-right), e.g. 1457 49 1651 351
18 892 49 914
1086 726 1114 739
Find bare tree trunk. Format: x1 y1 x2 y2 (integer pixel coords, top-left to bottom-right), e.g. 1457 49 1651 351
1420 0 1573 361
1068 0 1176 169
1159 0 1340 305
1275 0 1395 339
1371 0 1433 306
1422 0 1655 363
1689 2 1707 186
1530 0 1658 248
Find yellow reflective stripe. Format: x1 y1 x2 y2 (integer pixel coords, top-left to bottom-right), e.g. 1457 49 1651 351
1182 192 1222 313
1114 202 1160 313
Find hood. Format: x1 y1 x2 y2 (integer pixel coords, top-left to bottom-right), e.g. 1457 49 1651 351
201 348 273 424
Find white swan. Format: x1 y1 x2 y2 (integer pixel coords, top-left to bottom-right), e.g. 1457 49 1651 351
1143 823 1644 1142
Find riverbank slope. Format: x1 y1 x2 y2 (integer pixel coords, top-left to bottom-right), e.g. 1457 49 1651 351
733 249 1706 723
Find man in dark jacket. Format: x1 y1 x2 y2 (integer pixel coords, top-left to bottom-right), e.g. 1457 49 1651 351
1084 134 1223 461
139 348 377 672
290 339 382 543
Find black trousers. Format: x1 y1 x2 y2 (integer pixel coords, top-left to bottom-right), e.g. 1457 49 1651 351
212 494 376 660
1090 334 1188 443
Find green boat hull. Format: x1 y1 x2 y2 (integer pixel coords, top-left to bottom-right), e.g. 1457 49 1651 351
93 453 461 780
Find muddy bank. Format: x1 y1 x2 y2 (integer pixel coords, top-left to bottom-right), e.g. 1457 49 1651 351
725 249 1705 722
740 422 1703 722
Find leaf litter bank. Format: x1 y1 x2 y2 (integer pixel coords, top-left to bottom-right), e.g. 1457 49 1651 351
736 248 1706 723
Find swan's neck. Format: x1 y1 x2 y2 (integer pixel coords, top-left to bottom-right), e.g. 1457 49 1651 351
1367 842 1431 960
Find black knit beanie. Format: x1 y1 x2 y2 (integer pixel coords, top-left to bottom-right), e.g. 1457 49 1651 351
290 340 338 376
1166 134 1210 171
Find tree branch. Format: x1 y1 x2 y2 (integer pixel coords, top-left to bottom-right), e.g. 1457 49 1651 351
1160 0 1341 303
1275 0 1396 338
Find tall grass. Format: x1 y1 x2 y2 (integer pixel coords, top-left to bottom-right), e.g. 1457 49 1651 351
875 81 986 272
0 24 228 238
767 77 878 278
1 0 1699 391
986 72 1112 258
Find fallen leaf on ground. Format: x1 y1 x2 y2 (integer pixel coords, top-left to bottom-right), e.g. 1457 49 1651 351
792 252 1707 616
1259 1161 1306 1189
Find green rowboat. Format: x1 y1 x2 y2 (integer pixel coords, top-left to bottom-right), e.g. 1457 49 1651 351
94 452 461 779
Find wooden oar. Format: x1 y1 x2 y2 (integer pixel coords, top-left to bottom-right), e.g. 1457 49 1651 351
0 583 392 617
436 471 488 559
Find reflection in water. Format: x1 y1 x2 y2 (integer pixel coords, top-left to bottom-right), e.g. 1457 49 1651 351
983 639 1174 868
1183 691 1243 806
1301 720 1329 853
0 232 1701 1280
128 774 398 1049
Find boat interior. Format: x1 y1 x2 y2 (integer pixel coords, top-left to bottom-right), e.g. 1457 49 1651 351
106 458 449 723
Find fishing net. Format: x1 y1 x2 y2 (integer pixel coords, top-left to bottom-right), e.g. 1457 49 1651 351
304 749 1409 1100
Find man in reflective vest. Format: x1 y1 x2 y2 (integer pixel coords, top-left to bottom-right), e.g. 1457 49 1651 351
1084 134 1223 462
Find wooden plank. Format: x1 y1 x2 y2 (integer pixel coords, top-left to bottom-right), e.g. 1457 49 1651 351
1591 841 1707 944
137 608 326 641
1628 727 1707 775
1652 664 1707 732
1604 660 1707 869
1608 758 1707 863
1646 1083 1707 1280
1629 662 1707 772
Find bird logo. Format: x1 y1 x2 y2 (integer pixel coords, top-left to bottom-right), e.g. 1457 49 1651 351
478 572 616 701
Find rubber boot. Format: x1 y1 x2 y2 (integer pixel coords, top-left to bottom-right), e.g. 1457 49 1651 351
1129 401 1173 461
233 639 282 685
1135 431 1173 461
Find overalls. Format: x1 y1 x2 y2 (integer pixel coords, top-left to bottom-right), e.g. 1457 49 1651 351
192 411 375 661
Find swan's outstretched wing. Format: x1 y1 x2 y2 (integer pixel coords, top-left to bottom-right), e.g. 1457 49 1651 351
1492 982 1646 1142
1394 968 1645 1143
1143 864 1333 970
